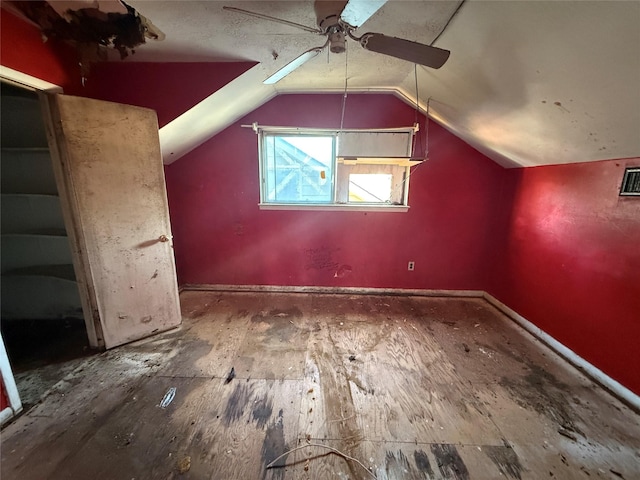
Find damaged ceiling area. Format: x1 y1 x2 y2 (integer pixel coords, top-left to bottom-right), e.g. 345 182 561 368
7 0 164 75
7 0 640 168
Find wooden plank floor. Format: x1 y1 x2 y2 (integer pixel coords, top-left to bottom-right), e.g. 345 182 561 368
2 291 639 479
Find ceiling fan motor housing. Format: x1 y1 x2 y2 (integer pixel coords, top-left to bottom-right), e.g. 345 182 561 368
316 0 348 53
315 0 344 28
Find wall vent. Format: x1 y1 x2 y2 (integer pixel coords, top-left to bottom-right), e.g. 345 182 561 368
620 167 640 196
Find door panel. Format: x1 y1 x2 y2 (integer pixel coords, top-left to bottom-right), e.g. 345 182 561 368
43 94 181 348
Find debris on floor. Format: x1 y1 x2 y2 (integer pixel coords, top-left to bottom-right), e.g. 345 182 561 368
177 455 191 474
2 292 639 480
159 387 176 408
557 427 577 441
225 367 236 384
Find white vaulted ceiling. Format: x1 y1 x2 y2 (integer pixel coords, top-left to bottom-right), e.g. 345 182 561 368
117 1 639 167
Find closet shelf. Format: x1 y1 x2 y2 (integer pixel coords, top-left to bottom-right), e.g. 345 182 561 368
2 264 76 282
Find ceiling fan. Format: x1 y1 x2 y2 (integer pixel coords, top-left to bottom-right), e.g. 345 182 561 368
223 0 450 84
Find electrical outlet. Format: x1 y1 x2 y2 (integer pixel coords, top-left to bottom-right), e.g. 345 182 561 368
408 261 415 271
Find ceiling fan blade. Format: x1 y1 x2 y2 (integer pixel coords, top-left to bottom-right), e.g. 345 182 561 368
360 33 450 69
223 6 321 34
339 0 387 28
263 47 325 84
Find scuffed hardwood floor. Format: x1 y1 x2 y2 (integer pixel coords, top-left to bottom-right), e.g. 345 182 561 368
2 291 639 479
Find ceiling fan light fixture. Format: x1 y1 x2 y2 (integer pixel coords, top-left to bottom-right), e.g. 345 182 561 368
328 29 346 54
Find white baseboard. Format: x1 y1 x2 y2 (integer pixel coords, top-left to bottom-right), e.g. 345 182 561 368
0 406 17 425
483 292 640 412
182 284 485 298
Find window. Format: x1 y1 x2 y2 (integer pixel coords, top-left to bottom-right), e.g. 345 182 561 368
256 125 419 211
262 134 334 204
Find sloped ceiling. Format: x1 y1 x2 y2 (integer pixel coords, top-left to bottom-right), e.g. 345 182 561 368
47 1 640 167
406 0 640 168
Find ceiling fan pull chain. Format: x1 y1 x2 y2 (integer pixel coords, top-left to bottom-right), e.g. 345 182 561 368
413 64 421 157
340 44 349 131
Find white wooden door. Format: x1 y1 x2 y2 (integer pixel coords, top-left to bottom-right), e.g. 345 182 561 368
41 94 181 349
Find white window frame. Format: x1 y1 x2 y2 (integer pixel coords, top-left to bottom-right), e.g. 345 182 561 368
254 124 419 212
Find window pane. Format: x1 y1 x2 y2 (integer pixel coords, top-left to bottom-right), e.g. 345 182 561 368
349 173 393 202
263 135 334 203
336 163 406 204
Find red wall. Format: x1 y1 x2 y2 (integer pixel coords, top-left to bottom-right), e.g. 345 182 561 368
82 61 255 127
0 378 8 411
1 9 84 95
165 94 506 290
489 158 640 394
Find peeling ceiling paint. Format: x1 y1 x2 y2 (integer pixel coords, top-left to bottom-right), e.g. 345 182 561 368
9 0 165 74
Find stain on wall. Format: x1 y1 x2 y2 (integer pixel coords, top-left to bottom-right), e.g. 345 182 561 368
305 246 340 272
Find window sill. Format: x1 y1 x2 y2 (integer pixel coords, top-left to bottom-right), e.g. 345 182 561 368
259 203 409 213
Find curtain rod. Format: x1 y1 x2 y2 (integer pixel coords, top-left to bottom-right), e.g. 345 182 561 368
242 122 419 134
